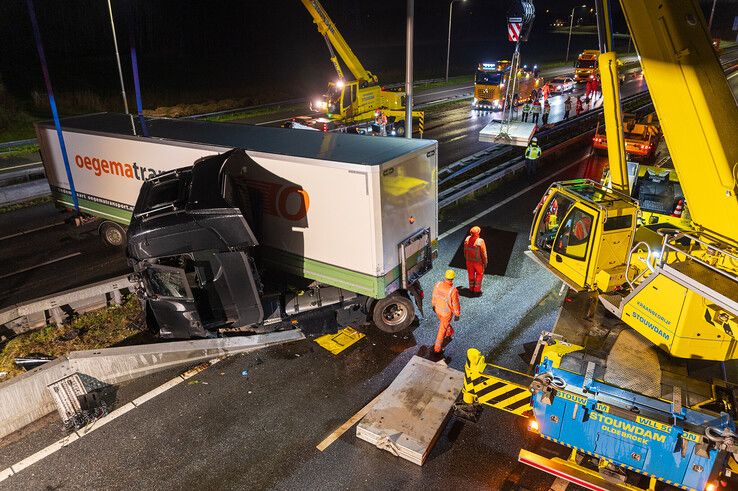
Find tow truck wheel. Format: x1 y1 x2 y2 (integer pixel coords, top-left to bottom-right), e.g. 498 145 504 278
99 221 127 248
372 294 414 333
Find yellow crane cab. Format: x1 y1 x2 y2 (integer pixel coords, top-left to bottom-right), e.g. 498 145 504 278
529 179 637 292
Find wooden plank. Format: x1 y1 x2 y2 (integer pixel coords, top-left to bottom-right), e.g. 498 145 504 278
356 356 462 465
315 390 385 452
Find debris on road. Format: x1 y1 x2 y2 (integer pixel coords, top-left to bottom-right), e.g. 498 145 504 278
356 356 462 465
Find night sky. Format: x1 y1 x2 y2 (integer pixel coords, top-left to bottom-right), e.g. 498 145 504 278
0 0 735 110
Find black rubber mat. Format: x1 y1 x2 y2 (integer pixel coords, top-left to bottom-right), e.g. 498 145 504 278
449 227 518 276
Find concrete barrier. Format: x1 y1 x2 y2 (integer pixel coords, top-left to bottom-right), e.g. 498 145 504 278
0 330 304 440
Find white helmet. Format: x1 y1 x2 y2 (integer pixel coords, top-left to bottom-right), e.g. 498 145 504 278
531 137 538 143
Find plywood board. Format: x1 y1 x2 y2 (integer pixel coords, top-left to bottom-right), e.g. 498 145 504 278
356 356 462 465
479 121 537 146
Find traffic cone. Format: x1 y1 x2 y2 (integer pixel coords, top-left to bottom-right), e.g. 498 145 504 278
672 199 684 217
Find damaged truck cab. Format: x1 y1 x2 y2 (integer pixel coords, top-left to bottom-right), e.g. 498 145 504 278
128 146 437 339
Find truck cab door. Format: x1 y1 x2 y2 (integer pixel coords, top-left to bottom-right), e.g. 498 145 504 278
142 264 207 338
549 204 599 289
194 251 264 329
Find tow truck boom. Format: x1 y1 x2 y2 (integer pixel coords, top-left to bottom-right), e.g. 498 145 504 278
300 0 377 85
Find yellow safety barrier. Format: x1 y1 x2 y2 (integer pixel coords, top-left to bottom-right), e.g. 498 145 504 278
462 348 533 417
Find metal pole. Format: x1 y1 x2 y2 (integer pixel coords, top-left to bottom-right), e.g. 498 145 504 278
107 0 129 115
566 7 576 62
445 1 455 82
26 0 79 213
405 0 414 139
707 0 717 32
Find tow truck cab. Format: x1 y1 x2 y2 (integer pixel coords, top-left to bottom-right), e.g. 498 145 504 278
574 50 599 83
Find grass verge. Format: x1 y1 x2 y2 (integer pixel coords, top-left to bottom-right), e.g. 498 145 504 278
0 196 52 215
0 295 144 381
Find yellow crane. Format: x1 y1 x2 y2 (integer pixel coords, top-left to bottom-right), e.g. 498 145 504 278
528 0 738 361
300 0 423 136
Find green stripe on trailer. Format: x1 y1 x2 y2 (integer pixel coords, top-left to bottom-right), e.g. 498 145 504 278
262 240 438 299
55 194 132 225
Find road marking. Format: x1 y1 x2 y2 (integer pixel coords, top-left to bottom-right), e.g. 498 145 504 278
0 252 81 280
316 390 385 451
0 161 42 172
728 70 738 80
442 135 467 144
0 359 220 483
256 114 313 126
0 221 66 242
438 154 590 241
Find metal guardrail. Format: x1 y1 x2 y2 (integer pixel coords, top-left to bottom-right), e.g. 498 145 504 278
436 90 653 208
0 275 133 336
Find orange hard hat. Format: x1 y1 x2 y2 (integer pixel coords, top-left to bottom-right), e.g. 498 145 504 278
470 226 481 235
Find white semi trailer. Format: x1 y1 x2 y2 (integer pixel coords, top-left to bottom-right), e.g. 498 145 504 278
35 113 438 335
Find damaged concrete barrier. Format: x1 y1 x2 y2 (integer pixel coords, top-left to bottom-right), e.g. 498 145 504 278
0 330 304 440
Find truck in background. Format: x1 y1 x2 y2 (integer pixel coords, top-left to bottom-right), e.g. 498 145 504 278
35 113 438 335
472 61 543 110
574 49 599 83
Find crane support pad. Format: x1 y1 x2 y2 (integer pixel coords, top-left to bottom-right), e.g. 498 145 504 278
314 327 365 355
462 350 533 417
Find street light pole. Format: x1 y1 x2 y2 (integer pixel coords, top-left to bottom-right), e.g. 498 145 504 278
707 0 717 33
566 4 587 63
107 0 129 115
445 0 464 82
405 0 413 139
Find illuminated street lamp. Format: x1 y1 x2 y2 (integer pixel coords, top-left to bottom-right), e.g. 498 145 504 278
566 4 587 63
445 0 466 82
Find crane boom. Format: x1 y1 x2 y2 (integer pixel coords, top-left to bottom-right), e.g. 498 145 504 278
300 0 377 85
619 0 738 245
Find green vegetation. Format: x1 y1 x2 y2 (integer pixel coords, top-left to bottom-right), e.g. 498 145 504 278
0 295 144 381
201 102 307 123
414 75 473 92
0 196 52 215
0 145 39 159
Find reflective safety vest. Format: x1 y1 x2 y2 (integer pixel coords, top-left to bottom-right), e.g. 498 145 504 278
573 216 592 240
432 281 460 316
531 102 542 113
522 103 531 113
464 236 486 264
525 144 542 160
543 103 551 115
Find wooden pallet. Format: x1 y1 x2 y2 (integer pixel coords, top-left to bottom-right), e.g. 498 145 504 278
356 356 462 465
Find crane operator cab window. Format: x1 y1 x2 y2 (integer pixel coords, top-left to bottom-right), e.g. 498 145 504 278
533 192 575 252
341 82 357 116
554 208 593 260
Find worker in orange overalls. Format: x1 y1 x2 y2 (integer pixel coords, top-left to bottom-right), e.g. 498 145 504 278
464 226 488 296
432 269 461 354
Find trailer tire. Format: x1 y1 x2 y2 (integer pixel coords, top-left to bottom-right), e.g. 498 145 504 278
99 221 127 248
372 294 414 333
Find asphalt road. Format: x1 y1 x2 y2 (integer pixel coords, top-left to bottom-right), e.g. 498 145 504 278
0 145 590 491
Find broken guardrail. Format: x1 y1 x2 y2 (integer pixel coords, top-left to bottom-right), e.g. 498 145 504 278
0 275 133 338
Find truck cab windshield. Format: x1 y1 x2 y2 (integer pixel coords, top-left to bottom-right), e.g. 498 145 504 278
576 60 596 69
475 71 503 85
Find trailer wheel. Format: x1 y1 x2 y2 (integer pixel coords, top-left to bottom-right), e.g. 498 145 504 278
372 294 414 333
99 221 127 248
